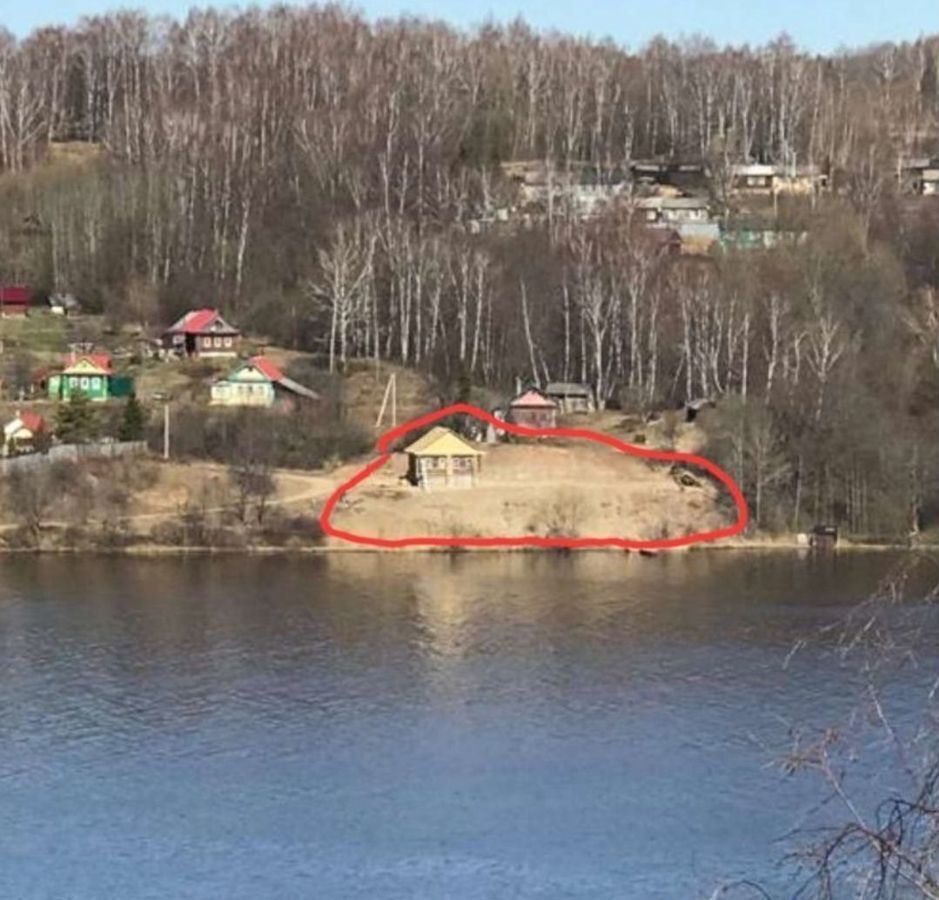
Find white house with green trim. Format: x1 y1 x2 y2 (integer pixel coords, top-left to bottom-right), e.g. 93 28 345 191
210 356 319 409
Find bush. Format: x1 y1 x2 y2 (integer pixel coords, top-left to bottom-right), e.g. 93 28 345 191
258 512 324 547
150 405 371 470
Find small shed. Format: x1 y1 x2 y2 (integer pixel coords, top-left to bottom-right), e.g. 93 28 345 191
810 525 838 551
0 285 32 317
545 382 594 414
508 389 558 429
48 292 81 316
405 426 483 490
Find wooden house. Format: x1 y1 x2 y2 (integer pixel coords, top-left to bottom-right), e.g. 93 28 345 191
0 285 32 317
545 382 594 414
730 163 827 196
405 426 484 490
47 353 134 402
210 356 319 410
508 389 558 429
162 308 240 358
3 410 46 455
730 163 777 193
900 159 939 195
636 195 711 225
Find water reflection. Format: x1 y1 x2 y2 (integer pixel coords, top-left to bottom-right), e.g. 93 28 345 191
0 551 934 898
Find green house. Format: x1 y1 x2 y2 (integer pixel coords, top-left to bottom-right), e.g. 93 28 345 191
48 353 134 402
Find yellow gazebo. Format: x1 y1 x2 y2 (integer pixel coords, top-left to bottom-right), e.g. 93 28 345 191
404 426 484 490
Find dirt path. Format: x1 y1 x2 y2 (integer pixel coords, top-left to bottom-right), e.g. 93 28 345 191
123 460 358 524
0 459 360 533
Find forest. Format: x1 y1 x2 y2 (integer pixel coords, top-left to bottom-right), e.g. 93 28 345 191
1 7 939 536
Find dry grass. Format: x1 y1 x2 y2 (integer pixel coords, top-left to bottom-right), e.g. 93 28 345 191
328 438 730 544
341 360 439 430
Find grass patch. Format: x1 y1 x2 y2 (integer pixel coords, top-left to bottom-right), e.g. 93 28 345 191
0 315 68 354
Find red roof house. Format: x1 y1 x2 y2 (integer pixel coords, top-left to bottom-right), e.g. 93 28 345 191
64 352 114 374
249 356 284 381
0 285 32 316
508 389 558 430
162 308 240 357
209 355 319 409
3 410 47 455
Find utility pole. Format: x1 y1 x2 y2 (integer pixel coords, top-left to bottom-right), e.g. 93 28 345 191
375 372 397 430
163 401 170 460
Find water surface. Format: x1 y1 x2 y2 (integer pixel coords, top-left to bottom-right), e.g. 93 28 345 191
0 552 934 898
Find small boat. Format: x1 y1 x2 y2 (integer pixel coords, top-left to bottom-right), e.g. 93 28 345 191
639 549 660 558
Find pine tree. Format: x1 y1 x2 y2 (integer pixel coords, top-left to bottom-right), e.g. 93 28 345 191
54 393 97 444
118 394 147 441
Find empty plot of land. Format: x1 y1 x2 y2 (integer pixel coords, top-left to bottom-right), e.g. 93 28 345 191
329 439 731 543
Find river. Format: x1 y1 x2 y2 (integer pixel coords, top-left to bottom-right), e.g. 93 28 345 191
1 552 936 898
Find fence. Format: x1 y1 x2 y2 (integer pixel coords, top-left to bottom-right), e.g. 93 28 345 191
0 441 147 475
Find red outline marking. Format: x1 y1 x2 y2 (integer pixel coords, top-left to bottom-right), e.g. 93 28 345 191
319 403 749 550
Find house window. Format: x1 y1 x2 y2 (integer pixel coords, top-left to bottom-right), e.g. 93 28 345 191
223 336 233 348
80 377 89 390
91 377 101 390
214 336 223 348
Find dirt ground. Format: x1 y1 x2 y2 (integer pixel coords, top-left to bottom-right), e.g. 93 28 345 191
0 457 349 533
122 460 349 523
327 437 731 543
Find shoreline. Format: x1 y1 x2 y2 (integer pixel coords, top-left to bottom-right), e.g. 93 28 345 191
0 539 928 556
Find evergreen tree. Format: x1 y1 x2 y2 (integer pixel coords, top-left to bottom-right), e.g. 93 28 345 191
118 394 147 441
54 393 97 444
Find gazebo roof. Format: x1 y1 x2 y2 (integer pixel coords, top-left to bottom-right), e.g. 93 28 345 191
405 426 484 457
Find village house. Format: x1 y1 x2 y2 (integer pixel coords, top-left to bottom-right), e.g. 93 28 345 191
210 356 319 410
0 285 32 317
404 426 484 490
720 226 809 251
544 382 595 414
629 159 708 193
508 389 558 430
730 163 827 196
775 165 828 195
635 195 719 251
730 163 776 193
162 308 241 358
501 160 629 218
47 352 134 402
900 158 939 195
636 195 711 226
3 411 46 456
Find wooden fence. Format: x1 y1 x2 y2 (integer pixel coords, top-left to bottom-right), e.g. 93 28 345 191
0 441 147 475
